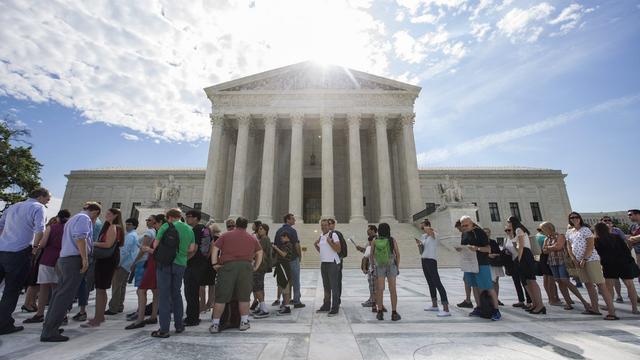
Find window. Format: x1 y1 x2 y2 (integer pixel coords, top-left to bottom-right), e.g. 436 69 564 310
510 202 521 220
530 202 543 222
472 202 479 222
489 202 500 222
111 202 121 209
131 202 141 218
193 203 202 210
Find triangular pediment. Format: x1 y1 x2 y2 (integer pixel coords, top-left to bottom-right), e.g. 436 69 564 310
205 61 420 93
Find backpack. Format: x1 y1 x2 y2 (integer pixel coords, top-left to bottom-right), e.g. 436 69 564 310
197 225 212 257
155 222 180 266
374 237 392 266
478 290 494 319
330 230 348 259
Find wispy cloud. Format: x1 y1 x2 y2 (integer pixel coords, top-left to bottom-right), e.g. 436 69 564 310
417 94 640 166
121 132 140 141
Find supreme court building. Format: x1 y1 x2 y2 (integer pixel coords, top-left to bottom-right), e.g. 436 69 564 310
61 62 572 266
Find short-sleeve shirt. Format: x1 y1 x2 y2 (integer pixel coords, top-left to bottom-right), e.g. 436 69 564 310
274 224 299 259
461 227 490 265
214 228 262 264
566 226 599 261
156 221 195 266
136 228 156 263
515 228 531 249
319 232 340 264
0 198 46 252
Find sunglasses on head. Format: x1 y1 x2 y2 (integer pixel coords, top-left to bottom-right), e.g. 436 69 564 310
569 216 580 219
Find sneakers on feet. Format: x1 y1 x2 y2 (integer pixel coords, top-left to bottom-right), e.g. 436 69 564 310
253 310 270 319
437 310 451 317
376 310 384 320
424 305 439 312
239 320 250 331
615 297 624 303
277 307 292 316
491 309 502 321
469 308 482 317
457 300 473 308
316 305 330 313
293 303 306 309
391 311 401 321
271 300 280 306
361 299 374 307
72 312 87 322
209 323 220 334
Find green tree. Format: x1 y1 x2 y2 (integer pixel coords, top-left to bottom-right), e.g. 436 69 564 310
0 114 42 210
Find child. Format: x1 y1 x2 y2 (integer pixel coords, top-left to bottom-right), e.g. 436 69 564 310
272 232 295 316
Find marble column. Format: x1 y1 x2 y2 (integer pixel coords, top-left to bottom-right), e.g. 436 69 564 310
401 113 423 218
229 114 251 219
321 115 334 220
202 114 224 218
347 114 366 223
288 114 304 223
215 128 231 221
374 114 396 223
257 115 277 223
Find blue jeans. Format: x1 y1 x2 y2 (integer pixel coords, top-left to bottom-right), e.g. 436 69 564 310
289 257 301 304
0 247 31 331
157 263 186 332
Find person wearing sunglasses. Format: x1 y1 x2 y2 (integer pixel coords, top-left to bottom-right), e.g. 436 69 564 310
566 212 617 320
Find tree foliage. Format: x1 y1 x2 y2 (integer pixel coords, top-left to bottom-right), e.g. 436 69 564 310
0 115 42 209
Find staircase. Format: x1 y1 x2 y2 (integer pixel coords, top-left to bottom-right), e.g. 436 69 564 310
277 223 460 269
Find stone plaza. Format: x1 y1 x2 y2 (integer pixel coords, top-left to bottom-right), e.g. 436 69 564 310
2 269 639 360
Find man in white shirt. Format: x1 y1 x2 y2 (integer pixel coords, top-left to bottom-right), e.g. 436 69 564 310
314 219 341 316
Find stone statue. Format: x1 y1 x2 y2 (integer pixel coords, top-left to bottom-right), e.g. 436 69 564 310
437 175 463 204
152 175 181 205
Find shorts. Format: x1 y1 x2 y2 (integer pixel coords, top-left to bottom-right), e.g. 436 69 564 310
550 264 570 279
37 264 58 284
577 260 605 284
215 261 253 303
464 265 493 290
490 266 505 281
252 271 265 292
374 262 398 278
134 261 146 288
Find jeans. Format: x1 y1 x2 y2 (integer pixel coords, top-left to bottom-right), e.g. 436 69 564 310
320 261 340 312
0 247 31 331
421 258 449 305
290 257 301 304
183 260 205 323
157 263 186 332
41 256 84 338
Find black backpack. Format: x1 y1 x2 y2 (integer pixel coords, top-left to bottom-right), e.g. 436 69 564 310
478 290 494 319
330 230 348 259
155 222 180 266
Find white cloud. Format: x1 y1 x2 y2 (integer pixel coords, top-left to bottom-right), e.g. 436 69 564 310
549 3 594 36
470 0 494 20
497 2 555 43
417 93 640 165
470 22 492 41
0 1 391 142
121 132 140 141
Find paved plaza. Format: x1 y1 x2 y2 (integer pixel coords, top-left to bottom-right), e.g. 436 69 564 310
1 268 639 360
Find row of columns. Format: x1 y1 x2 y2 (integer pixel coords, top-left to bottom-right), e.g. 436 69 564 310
202 113 422 224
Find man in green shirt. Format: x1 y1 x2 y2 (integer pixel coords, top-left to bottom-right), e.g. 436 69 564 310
151 208 195 338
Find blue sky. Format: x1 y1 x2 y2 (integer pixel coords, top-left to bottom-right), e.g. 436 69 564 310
0 0 639 216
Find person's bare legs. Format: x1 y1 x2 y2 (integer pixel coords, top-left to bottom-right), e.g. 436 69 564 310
488 288 499 309
494 278 500 299
527 280 544 311
622 279 639 313
544 275 560 304
388 277 398 311
136 289 147 323
90 288 107 324
376 277 386 311
597 283 615 317
585 282 600 312
561 279 590 309
239 302 250 317
207 286 215 309
464 279 472 303
35 284 53 317
23 285 39 310
472 287 480 307
614 279 622 300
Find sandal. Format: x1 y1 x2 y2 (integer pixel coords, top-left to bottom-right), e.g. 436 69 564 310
581 310 602 316
151 330 170 338
603 314 619 321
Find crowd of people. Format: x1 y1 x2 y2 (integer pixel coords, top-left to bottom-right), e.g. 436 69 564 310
1 187 639 341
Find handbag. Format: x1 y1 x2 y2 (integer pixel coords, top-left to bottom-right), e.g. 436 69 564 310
93 241 117 259
562 246 579 278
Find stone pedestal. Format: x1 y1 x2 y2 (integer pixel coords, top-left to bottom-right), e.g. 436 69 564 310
426 203 478 248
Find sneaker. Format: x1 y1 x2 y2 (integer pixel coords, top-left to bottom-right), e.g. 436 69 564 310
316 305 330 313
72 312 87 322
327 310 339 317
239 321 250 331
437 310 451 317
376 310 384 320
271 300 280 306
277 307 292 316
391 311 401 321
209 323 220 334
250 300 259 311
424 306 439 312
457 300 473 308
293 303 306 309
469 308 482 317
615 296 624 303
361 299 374 307
491 309 502 321
104 310 119 316
253 310 270 319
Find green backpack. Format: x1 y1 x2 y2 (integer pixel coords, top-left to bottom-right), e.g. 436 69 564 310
374 237 392 266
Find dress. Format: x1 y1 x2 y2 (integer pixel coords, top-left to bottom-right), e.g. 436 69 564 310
94 226 122 290
595 233 640 279
139 245 157 290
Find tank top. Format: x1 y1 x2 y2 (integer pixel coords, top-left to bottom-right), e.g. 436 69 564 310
40 223 65 267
